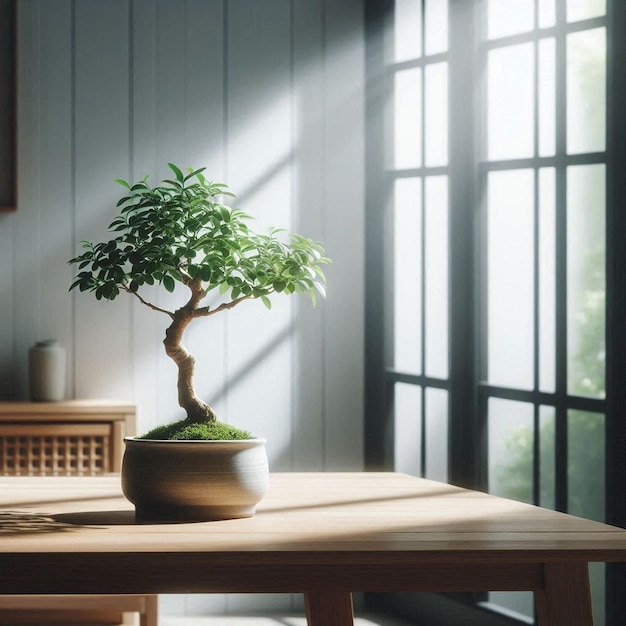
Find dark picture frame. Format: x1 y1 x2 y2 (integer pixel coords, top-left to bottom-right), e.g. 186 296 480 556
0 0 16 212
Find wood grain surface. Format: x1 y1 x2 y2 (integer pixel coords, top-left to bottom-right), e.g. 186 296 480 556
0 473 624 599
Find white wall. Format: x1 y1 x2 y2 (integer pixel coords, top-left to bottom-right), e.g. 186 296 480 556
1 0 364 616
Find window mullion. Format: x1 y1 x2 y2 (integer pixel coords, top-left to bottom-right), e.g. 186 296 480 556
447 0 482 490
606 0 626 623
554 0 569 514
364 0 395 471
533 0 541 505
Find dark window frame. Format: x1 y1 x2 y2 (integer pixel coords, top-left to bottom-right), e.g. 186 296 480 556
364 0 626 623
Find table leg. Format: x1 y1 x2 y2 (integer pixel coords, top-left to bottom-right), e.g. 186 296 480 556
304 592 354 626
535 562 594 626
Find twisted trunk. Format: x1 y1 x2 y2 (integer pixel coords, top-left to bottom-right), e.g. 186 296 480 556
163 279 217 424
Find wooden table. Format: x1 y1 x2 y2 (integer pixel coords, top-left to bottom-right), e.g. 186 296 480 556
1 473 626 626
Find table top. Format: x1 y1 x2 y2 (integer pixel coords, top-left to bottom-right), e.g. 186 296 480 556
1 472 626 595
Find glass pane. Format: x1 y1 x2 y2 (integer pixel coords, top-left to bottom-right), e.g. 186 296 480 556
425 0 448 55
394 383 422 476
567 28 606 155
394 68 422 169
568 410 605 522
394 178 422 375
567 164 605 397
539 0 556 28
425 176 448 379
567 0 606 22
487 0 534 39
539 168 556 392
488 398 535 622
425 388 448 482
568 411 606 626
488 398 534 504
425 62 448 167
488 593 534 622
488 170 534 390
394 0 422 62
538 38 556 157
589 563 606 626
488 44 534 160
539 406 556 509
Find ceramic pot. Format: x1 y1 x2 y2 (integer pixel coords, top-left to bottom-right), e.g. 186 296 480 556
28 339 66 402
121 437 269 522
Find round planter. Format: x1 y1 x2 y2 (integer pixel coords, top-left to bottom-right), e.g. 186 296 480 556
121 437 269 522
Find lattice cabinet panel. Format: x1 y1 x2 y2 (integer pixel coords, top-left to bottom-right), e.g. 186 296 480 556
0 424 112 475
0 401 135 476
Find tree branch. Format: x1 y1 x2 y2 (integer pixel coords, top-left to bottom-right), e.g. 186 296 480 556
122 286 175 318
194 294 254 318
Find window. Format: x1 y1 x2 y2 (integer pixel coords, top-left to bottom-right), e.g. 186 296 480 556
365 1 625 624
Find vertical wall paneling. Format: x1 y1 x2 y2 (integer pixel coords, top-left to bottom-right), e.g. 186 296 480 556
226 0 293 467
152 0 190 432
292 0 326 471
13 0 41 399
8 0 366 616
225 0 294 614
323 0 365 469
0 212 13 399
73 0 132 399
0 1 19 398
38 0 73 395
130 0 161 435
182 0 228 463
181 3 228 616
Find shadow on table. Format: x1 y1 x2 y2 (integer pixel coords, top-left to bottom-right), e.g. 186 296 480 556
0 511 86 534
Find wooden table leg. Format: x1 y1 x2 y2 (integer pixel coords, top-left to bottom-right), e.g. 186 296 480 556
304 592 354 626
535 562 594 626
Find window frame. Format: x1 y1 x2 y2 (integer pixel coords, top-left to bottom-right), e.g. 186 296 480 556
364 0 626 623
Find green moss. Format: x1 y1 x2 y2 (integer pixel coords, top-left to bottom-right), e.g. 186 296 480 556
139 419 254 441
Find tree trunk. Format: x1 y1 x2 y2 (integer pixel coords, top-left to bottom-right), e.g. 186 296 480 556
163 309 216 423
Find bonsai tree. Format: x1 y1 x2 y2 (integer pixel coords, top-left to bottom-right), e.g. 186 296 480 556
69 163 329 439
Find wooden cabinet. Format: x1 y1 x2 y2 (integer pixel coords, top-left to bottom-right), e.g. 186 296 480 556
0 400 136 475
0 401 157 626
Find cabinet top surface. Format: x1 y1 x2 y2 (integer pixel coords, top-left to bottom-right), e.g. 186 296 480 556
0 400 135 415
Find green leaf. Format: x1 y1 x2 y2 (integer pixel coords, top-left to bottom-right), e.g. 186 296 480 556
220 206 231 222
168 163 184 183
261 295 272 310
184 167 207 182
314 281 327 299
115 179 131 189
163 275 175 292
69 278 82 291
69 165 331 319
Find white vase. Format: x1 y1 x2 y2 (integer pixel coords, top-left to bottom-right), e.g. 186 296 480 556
28 339 66 402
